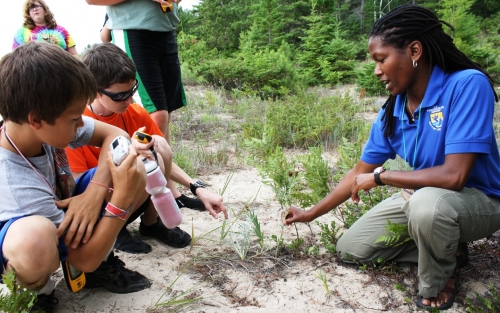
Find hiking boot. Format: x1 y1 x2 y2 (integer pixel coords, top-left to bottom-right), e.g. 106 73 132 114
139 217 191 248
114 227 152 254
84 252 151 294
32 290 58 313
175 194 206 211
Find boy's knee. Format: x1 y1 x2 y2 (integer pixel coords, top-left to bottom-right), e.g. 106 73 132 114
4 216 60 278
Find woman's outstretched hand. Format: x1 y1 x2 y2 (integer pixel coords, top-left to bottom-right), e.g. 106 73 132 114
282 206 311 225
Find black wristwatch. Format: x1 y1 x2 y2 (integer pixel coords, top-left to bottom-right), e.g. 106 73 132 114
374 167 386 186
190 181 205 196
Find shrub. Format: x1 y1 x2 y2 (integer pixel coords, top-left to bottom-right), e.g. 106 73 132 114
355 61 389 97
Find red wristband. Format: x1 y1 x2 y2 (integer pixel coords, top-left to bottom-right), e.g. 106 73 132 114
104 202 128 220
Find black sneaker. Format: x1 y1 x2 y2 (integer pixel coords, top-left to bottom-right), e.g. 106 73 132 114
84 252 151 294
31 290 58 313
114 227 152 254
139 217 191 248
175 194 206 211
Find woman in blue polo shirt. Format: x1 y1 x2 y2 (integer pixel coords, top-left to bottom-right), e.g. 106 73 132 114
284 4 500 311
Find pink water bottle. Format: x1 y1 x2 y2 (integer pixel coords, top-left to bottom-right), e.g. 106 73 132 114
151 188 182 229
144 159 182 228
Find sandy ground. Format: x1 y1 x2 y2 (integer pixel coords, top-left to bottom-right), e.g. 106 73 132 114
42 166 498 313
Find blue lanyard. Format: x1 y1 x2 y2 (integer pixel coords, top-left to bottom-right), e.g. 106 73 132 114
401 94 422 170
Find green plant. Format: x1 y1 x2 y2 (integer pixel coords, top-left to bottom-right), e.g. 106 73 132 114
314 270 331 296
228 219 253 261
194 144 231 170
172 144 197 178
374 220 413 247
306 245 320 256
258 146 301 210
247 210 265 252
316 220 341 254
394 284 406 292
270 225 286 257
0 268 37 313
287 238 305 256
466 283 500 312
153 263 203 313
355 61 389 97
243 92 368 152
295 146 331 207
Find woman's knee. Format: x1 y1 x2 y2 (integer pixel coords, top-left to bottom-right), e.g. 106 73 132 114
405 187 458 232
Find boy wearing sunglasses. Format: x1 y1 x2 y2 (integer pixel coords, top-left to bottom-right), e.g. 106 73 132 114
66 43 228 254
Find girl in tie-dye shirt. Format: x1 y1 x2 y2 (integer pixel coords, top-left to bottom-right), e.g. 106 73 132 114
12 0 78 56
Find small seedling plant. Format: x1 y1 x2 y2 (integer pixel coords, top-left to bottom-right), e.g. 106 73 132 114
0 268 37 313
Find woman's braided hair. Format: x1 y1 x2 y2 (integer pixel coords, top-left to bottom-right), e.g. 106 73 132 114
370 4 498 138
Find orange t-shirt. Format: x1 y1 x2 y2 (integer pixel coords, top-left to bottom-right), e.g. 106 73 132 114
66 104 163 173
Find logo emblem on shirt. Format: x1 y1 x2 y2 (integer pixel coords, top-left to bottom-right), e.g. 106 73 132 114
428 106 444 131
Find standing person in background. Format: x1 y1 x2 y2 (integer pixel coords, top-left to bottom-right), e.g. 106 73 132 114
284 4 500 311
13 0 78 56
87 0 209 212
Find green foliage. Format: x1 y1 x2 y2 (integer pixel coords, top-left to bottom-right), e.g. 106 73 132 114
437 0 481 57
355 61 389 97
189 0 253 56
287 238 305 256
177 33 218 69
466 283 500 312
333 124 371 183
306 245 320 256
295 147 331 207
314 270 331 296
172 144 197 178
271 228 286 256
374 220 413 247
316 220 341 254
298 8 359 86
180 0 499 91
186 40 304 99
0 268 37 313
394 283 406 292
228 220 253 261
244 92 368 150
155 263 203 312
247 210 265 251
257 146 301 209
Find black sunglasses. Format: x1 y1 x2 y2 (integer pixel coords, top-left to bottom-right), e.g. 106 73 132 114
29 4 43 11
98 80 139 102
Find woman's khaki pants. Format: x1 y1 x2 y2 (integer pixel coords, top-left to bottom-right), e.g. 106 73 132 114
336 187 500 298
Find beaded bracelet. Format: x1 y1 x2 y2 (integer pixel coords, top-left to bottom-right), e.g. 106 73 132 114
90 180 113 193
102 202 132 220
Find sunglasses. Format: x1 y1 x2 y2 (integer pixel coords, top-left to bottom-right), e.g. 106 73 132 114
29 4 43 11
98 80 139 102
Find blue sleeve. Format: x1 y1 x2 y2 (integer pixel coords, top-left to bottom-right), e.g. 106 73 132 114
445 72 494 155
361 110 396 165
